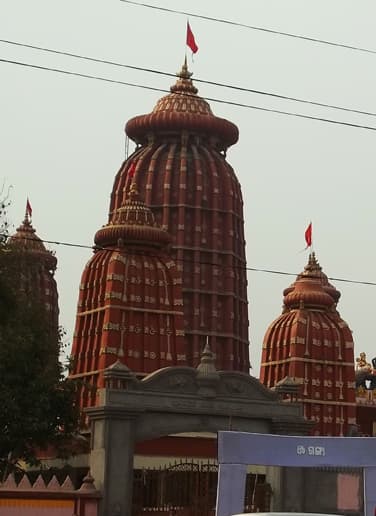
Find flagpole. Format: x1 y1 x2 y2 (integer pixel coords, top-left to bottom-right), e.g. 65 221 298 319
185 19 188 63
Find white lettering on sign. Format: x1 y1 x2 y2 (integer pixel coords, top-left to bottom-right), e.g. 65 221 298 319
296 445 325 456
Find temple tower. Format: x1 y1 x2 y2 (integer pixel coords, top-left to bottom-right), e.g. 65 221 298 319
259 253 356 436
110 61 249 371
8 203 59 331
70 182 187 408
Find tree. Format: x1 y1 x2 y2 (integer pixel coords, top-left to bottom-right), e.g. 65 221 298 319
0 246 80 476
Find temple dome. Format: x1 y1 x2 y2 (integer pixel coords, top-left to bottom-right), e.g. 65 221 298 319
71 184 187 410
283 253 340 310
6 204 59 332
259 252 356 437
125 60 239 152
108 60 249 373
8 213 57 271
95 182 171 248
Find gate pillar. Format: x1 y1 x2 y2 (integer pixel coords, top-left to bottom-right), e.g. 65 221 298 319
88 406 137 516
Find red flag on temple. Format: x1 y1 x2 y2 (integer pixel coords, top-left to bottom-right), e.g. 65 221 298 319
186 21 198 54
26 198 32 218
128 161 136 179
305 222 312 248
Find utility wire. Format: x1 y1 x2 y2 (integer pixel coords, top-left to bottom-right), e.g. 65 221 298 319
2 38 376 118
120 0 376 56
2 57 376 132
4 233 376 287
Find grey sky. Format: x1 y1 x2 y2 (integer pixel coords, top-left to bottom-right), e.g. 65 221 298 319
2 0 376 374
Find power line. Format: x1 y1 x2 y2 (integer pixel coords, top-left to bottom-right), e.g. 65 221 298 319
2 38 376 119
2 57 376 132
0 57 167 93
4 233 376 287
120 0 376 56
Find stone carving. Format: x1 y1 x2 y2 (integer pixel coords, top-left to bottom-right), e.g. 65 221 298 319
355 352 376 390
219 373 278 401
141 367 197 394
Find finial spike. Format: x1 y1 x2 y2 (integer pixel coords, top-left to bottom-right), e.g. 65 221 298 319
24 197 32 224
177 58 192 80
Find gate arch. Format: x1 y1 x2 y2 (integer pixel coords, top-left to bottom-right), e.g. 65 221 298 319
87 360 310 516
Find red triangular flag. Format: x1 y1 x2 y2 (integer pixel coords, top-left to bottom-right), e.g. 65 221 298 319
186 21 198 54
128 161 136 179
305 222 312 248
26 198 32 218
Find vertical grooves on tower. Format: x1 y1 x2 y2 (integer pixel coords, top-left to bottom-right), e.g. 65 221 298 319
260 254 356 436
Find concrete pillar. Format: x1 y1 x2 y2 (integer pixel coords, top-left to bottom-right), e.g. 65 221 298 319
364 466 376 516
265 466 282 511
280 467 305 512
215 463 247 516
88 407 136 516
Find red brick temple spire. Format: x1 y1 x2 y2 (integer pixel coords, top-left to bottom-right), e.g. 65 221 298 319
110 60 249 371
8 201 59 330
259 252 356 436
70 181 187 407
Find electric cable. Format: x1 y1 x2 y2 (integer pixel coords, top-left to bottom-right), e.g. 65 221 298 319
2 57 376 132
120 0 376 56
3 232 376 287
1 38 376 118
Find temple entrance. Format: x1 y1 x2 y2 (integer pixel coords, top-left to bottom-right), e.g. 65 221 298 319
132 459 271 516
87 362 310 516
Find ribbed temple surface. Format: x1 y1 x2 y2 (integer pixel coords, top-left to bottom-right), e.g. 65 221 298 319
95 182 171 248
70 185 187 410
126 60 239 152
109 62 249 372
9 215 57 270
8 211 59 332
259 253 356 437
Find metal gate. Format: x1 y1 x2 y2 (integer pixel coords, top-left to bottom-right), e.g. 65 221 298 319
132 460 271 516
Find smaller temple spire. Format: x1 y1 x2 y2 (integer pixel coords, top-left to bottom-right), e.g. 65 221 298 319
196 337 217 376
177 56 192 80
95 180 171 249
24 198 32 224
196 337 220 396
170 58 198 96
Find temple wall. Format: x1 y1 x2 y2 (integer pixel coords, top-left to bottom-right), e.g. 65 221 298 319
0 473 100 516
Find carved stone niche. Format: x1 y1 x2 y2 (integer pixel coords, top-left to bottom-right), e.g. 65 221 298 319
218 372 278 402
140 367 198 394
103 360 139 390
273 376 301 402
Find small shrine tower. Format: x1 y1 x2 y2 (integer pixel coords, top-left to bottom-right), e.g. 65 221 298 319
70 182 187 408
111 60 249 372
8 201 59 331
259 253 356 436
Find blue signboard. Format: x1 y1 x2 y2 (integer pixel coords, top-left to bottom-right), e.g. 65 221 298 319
216 432 376 516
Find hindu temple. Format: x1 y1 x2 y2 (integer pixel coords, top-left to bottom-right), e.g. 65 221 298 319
111 59 249 372
8 202 59 331
70 59 250 412
70 181 187 407
259 252 357 436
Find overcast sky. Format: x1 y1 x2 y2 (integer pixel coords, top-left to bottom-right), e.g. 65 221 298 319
2 0 376 375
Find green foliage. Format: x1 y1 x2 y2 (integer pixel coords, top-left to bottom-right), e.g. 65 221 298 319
0 246 80 476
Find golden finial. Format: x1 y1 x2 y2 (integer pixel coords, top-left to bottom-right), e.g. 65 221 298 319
177 56 192 80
